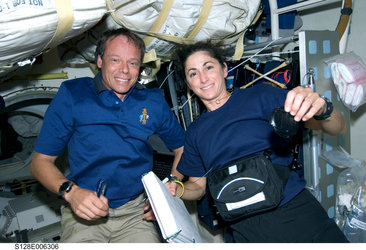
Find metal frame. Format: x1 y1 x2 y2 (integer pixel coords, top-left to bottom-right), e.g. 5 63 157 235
298 30 350 217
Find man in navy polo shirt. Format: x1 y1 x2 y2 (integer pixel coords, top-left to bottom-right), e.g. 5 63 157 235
30 28 185 243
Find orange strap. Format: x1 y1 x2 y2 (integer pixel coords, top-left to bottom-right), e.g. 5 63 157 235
335 0 353 40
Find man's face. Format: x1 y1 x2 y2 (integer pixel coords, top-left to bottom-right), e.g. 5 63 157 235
97 35 141 101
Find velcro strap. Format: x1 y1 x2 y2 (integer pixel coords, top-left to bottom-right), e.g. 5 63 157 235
341 7 353 15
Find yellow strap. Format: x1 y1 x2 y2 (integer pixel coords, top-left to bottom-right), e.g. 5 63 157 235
231 6 263 61
107 0 132 10
44 0 74 51
172 180 184 198
231 32 245 61
186 0 213 39
106 1 115 19
143 49 161 73
106 0 125 26
143 0 174 46
142 49 162 78
336 0 352 40
143 49 157 64
11 72 69 81
0 65 13 69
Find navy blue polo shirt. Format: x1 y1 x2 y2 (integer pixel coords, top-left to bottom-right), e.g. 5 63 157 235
35 73 185 208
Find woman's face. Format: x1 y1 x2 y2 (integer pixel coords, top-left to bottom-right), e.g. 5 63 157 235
184 51 228 105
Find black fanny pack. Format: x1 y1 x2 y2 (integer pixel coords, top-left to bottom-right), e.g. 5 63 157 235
207 154 287 222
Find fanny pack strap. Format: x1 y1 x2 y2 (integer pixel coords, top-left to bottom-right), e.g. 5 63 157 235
262 150 291 189
273 164 291 189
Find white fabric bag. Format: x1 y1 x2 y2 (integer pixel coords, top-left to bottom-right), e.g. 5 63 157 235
0 0 107 77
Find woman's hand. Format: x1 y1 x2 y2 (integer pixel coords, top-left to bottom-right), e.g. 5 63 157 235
284 86 326 122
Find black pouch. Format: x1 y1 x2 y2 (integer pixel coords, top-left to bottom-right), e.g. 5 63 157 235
207 154 284 222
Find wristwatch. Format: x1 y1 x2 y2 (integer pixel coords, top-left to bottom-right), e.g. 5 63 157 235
58 180 74 200
314 96 333 120
167 175 181 182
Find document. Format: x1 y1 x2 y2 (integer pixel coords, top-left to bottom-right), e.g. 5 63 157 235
141 171 202 243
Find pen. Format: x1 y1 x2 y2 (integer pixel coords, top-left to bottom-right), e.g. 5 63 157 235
142 196 152 214
97 179 107 197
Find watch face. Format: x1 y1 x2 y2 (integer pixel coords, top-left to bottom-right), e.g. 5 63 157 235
60 181 73 193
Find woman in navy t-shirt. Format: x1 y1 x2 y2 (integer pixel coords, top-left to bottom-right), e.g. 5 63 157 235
171 41 348 243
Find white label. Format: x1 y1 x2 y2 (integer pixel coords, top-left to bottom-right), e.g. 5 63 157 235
225 192 265 211
350 217 366 230
228 165 238 175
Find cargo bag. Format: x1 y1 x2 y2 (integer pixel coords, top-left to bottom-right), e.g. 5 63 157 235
207 154 284 222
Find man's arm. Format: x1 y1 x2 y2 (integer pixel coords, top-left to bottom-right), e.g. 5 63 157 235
30 152 109 220
30 152 68 194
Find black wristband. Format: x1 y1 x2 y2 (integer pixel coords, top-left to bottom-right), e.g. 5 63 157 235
58 180 75 200
167 175 181 182
314 96 333 120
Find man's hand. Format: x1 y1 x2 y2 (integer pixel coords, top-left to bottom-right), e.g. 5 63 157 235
64 185 109 220
142 181 180 221
142 200 156 221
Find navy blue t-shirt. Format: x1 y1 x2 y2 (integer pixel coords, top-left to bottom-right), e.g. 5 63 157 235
177 84 305 206
35 74 185 208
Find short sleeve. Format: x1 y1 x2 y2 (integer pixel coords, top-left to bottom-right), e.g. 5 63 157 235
155 91 185 150
34 83 74 156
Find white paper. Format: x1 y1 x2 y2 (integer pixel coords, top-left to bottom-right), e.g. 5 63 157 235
141 171 202 243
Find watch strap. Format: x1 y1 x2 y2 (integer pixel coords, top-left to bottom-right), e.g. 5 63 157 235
314 96 333 120
58 180 75 200
167 175 181 182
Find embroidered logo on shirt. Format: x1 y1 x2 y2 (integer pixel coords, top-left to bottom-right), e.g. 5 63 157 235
139 108 149 125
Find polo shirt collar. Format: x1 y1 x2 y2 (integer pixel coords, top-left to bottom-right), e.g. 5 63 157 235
93 72 107 93
93 72 145 95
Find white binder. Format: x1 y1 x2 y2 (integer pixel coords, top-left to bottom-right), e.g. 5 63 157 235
141 171 202 243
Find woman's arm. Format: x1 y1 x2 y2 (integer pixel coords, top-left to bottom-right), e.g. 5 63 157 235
177 176 207 201
284 86 347 136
